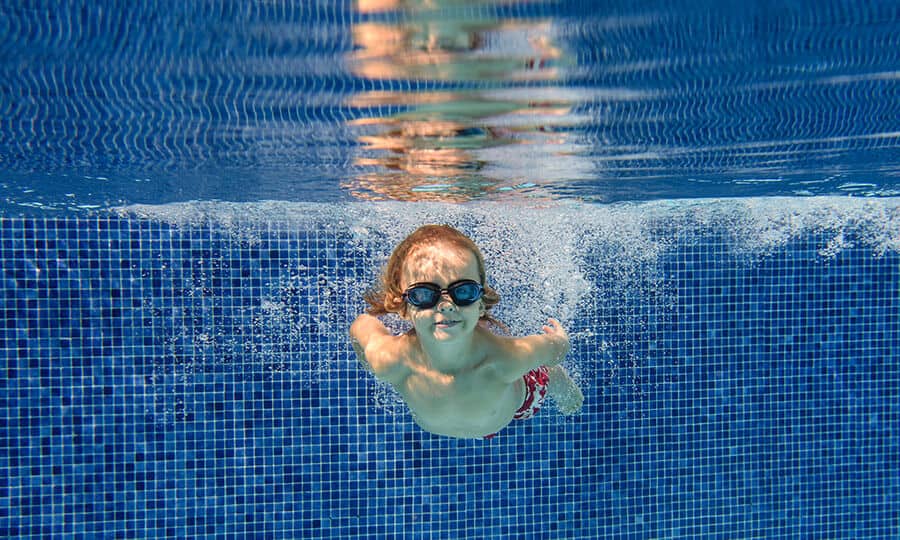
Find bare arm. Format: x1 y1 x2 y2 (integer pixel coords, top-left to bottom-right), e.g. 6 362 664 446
349 314 409 384
489 318 571 383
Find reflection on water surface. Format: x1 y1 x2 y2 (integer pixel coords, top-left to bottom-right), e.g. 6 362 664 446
345 0 592 201
2 0 899 211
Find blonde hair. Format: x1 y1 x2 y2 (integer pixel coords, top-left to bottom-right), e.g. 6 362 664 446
364 224 502 325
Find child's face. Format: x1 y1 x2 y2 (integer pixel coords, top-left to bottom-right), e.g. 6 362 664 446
400 242 483 343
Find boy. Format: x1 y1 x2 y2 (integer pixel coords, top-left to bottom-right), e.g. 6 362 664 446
350 224 583 438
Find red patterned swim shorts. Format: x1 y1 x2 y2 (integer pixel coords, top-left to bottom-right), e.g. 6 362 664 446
483 366 550 439
513 365 550 420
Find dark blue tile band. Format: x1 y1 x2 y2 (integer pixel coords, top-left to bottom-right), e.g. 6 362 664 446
1 201 898 539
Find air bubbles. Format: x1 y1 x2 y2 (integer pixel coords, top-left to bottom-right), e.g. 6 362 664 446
114 196 900 405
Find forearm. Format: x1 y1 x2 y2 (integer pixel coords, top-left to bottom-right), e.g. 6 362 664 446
539 318 570 367
508 333 569 371
534 334 570 367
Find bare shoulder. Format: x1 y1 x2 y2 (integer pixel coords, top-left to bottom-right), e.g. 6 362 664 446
350 319 414 385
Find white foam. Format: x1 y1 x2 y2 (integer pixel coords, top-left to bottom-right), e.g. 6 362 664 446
116 196 900 419
116 196 900 328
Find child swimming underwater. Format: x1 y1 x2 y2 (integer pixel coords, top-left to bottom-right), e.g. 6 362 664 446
350 224 584 439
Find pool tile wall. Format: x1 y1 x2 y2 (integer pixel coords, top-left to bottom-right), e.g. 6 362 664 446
1 213 898 538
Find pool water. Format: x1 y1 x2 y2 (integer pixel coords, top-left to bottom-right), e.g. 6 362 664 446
2 1 899 209
2 1 900 539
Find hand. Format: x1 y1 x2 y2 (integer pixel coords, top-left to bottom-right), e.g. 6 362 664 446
542 318 570 362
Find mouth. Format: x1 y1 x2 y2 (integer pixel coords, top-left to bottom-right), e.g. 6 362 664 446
435 320 461 329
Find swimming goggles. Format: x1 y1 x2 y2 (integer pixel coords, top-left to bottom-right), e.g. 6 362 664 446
402 279 484 309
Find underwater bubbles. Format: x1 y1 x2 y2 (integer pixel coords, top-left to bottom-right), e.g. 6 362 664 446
117 196 900 418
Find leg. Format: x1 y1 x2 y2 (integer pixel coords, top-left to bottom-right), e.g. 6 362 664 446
546 364 584 415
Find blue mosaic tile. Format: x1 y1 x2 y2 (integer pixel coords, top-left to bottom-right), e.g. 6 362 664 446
1 204 899 538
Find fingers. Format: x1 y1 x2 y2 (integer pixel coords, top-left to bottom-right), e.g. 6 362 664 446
543 319 569 342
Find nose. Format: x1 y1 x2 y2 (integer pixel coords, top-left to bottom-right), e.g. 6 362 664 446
436 292 457 311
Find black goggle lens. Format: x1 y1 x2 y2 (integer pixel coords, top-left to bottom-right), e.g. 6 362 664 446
403 280 483 309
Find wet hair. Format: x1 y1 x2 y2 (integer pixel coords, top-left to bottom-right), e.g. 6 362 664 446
364 224 502 325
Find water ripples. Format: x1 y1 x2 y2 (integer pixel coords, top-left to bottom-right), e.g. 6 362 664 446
1 0 899 210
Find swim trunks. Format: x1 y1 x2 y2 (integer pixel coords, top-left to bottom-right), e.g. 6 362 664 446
513 365 550 419
484 366 550 438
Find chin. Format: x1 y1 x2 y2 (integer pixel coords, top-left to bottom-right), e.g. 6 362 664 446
431 328 460 341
